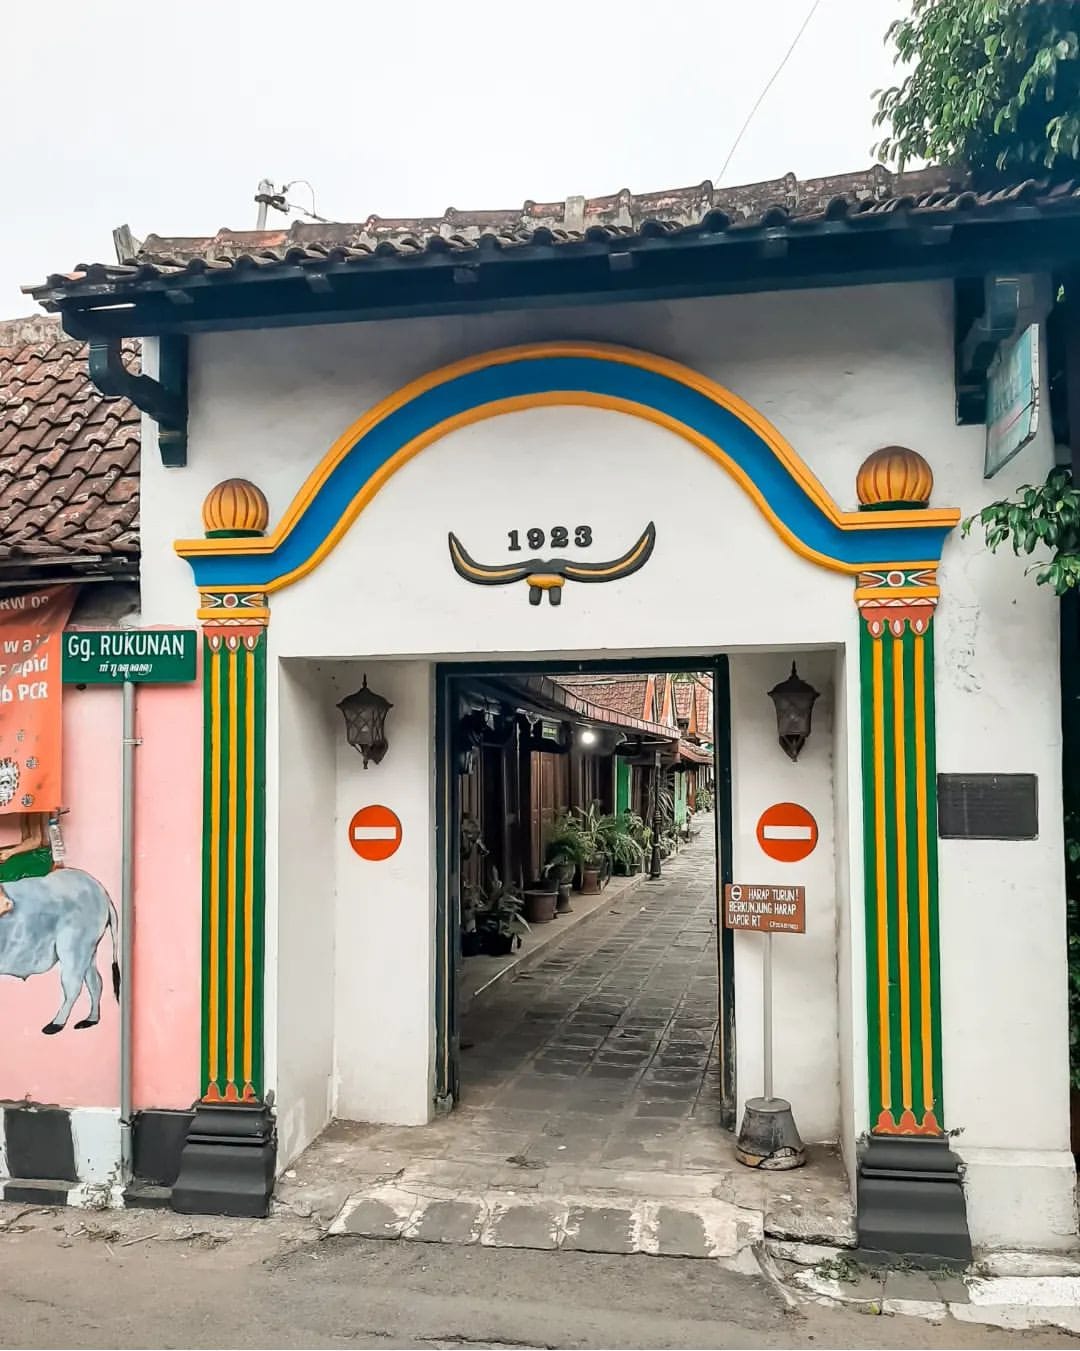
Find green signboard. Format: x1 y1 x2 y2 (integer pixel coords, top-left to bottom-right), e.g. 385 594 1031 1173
62 629 197 684
985 323 1040 478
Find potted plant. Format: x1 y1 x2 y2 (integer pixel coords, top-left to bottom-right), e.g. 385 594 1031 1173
598 812 647 876
543 812 589 913
523 873 559 924
478 870 531 954
576 803 612 895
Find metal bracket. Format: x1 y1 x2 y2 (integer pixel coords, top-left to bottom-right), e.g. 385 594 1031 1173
954 275 1022 425
88 334 188 467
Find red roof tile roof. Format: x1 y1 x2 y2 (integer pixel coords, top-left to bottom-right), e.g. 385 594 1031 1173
694 679 713 741
26 166 1080 302
559 677 651 722
679 739 712 765
0 316 139 576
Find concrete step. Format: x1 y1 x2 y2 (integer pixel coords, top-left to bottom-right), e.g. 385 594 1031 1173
327 1178 763 1267
123 1183 173 1209
2 1177 73 1205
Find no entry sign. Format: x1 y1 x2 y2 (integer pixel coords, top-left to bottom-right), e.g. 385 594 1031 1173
756 802 818 863
349 804 402 861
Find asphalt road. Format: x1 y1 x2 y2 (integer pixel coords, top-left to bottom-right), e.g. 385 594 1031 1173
0 1207 1076 1350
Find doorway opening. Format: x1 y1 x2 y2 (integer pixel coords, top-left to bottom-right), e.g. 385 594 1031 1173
435 657 735 1160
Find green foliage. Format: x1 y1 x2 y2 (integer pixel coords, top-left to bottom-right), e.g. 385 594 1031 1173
648 776 676 832
574 802 609 864
596 812 647 874
658 829 680 859
695 786 715 813
478 867 530 940
874 0 1080 178
543 811 591 872
962 467 1080 594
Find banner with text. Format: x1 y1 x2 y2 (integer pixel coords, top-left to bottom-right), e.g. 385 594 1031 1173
0 586 76 814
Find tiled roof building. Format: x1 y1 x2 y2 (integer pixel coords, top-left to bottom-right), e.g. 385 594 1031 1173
0 316 139 583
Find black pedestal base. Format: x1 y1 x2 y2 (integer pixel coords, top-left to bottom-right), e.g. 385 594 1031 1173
856 1134 972 1267
171 1102 277 1218
735 1096 806 1170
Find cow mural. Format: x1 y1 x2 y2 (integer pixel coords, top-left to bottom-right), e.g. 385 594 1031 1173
0 869 119 1033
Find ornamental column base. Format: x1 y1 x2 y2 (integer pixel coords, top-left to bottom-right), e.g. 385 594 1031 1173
856 1134 972 1267
171 1102 277 1218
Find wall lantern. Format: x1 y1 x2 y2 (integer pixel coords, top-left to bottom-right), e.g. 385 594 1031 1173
337 675 393 767
767 663 819 762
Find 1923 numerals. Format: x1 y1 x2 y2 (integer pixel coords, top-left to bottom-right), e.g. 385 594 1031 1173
507 525 592 551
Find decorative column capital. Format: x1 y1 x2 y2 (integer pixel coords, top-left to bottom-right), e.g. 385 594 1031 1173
855 568 939 638
198 589 270 642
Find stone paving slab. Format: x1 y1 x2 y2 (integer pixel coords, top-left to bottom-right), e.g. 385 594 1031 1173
482 1201 567 1250
654 1205 711 1258
562 1204 636 1254
402 1198 484 1245
327 1177 764 1262
284 835 854 1258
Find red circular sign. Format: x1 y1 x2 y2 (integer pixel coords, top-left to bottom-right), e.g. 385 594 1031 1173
349 804 402 861
756 802 818 863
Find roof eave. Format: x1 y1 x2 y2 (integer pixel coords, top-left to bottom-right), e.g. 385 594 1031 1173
34 211 1080 341
0 557 139 588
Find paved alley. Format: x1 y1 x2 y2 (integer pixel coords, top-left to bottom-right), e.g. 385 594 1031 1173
277 832 853 1259
458 824 725 1169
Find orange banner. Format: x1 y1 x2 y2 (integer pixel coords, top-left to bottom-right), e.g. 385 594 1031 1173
0 586 76 814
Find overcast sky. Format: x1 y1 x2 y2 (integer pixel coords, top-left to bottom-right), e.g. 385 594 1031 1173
4 0 904 316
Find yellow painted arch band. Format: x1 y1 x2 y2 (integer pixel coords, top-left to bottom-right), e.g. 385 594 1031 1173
175 343 960 593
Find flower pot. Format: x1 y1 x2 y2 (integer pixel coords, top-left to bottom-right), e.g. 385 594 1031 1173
556 882 572 914
461 929 484 957
481 930 516 956
579 866 602 895
524 889 558 923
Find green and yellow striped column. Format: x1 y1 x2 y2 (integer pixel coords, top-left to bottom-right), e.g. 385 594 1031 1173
857 568 943 1136
199 599 268 1104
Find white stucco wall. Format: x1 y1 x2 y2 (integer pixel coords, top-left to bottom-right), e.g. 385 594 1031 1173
832 645 862 1191
330 660 436 1127
137 279 1074 1247
274 660 337 1166
730 651 840 1146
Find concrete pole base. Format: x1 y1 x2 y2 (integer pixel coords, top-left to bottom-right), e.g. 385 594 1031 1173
735 1095 806 1170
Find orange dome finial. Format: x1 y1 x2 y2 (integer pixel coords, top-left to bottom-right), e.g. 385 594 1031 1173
856 446 933 510
202 478 270 536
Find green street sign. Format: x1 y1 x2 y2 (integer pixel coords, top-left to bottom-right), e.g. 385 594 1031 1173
63 629 198 684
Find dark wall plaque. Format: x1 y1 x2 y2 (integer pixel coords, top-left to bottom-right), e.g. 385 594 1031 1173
937 773 1038 840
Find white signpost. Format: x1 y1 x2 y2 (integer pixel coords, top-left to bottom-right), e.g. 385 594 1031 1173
724 882 807 1170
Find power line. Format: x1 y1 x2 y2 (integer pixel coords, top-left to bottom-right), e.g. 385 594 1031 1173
716 0 823 186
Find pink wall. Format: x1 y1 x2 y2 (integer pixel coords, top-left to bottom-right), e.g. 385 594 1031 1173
0 679 201 1110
